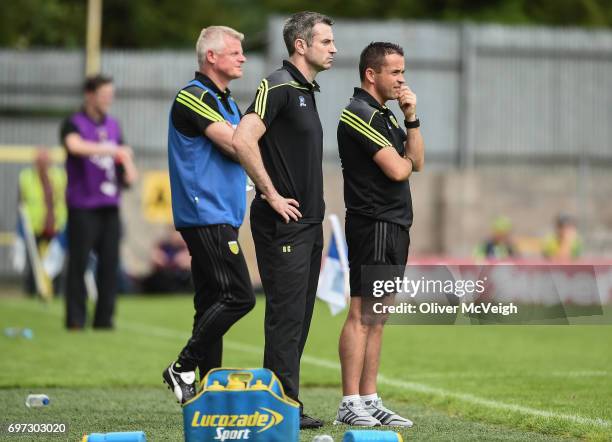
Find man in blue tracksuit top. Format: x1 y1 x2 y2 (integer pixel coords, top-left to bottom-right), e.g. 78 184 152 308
163 26 255 404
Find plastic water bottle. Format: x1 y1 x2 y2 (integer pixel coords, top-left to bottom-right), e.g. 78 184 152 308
21 328 34 339
25 394 49 408
83 431 147 442
313 435 334 442
342 430 402 442
4 327 22 337
4 327 34 339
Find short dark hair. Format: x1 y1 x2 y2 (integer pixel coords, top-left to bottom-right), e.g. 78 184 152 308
556 213 575 227
283 11 334 56
83 74 113 93
359 42 404 82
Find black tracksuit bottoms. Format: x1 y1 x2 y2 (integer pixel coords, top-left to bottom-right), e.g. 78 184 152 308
65 206 120 329
251 213 323 403
177 224 255 379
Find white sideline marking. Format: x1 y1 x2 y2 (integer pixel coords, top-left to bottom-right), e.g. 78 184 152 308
118 322 612 429
3 301 611 428
551 371 609 377
298 354 611 428
385 371 610 379
375 375 611 428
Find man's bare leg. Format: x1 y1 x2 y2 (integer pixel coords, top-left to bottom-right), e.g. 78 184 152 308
339 297 368 395
336 297 381 426
359 323 384 395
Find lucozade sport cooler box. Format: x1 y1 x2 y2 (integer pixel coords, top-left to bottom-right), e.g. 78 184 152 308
182 368 300 442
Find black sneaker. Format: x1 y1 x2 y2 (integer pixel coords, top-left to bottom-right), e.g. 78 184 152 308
162 362 196 404
300 413 324 429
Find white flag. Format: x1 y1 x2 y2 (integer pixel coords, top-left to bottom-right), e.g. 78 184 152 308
316 214 349 315
42 229 67 279
11 212 26 273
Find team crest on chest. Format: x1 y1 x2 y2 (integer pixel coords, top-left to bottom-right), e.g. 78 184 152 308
228 241 240 255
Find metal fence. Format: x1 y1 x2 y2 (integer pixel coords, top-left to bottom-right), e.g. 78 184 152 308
268 17 612 166
0 49 266 152
1 20 610 159
1 19 611 276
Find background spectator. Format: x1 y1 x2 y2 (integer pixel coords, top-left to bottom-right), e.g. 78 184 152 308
474 216 517 260
542 214 582 260
61 74 137 329
140 227 192 293
18 147 67 294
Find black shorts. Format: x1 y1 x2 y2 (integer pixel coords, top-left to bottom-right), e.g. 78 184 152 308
346 215 410 296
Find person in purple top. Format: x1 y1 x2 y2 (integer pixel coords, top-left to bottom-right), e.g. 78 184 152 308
60 74 137 329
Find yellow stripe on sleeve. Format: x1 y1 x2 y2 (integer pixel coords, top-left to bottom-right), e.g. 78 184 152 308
178 90 224 122
340 117 388 147
254 79 269 119
176 96 223 123
341 109 392 147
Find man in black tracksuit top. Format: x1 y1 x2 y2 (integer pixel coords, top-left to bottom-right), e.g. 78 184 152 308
233 11 336 429
334 42 424 427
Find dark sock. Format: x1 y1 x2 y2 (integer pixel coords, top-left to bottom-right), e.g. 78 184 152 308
174 360 196 372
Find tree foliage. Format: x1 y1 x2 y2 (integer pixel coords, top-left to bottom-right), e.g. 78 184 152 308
1 0 611 49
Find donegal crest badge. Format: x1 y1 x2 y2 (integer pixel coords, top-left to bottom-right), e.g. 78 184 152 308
228 241 240 255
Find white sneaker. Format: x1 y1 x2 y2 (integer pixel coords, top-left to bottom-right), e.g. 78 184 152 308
363 397 413 427
333 399 381 427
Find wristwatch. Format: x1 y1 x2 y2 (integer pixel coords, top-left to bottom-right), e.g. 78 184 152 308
404 118 420 129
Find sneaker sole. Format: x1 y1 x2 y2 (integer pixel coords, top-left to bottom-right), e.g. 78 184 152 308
162 380 180 404
162 368 183 404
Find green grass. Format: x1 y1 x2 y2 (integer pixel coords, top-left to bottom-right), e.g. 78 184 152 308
0 295 611 441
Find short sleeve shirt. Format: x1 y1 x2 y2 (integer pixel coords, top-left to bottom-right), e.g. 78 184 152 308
337 88 413 227
59 110 125 208
245 60 324 224
60 116 123 145
170 72 241 138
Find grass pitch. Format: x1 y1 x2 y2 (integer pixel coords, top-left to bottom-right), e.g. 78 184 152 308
0 295 611 441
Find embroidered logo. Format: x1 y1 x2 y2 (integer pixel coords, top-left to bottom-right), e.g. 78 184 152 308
282 245 292 253
228 241 240 255
298 96 307 107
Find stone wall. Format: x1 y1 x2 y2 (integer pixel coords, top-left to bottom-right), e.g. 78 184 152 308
121 163 612 285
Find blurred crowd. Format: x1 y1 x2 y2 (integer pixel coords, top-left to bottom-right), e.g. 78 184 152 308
474 214 582 261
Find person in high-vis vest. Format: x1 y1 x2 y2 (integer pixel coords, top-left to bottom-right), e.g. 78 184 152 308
18 147 67 294
163 26 255 405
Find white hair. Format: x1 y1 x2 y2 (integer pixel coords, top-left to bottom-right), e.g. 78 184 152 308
196 26 244 67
